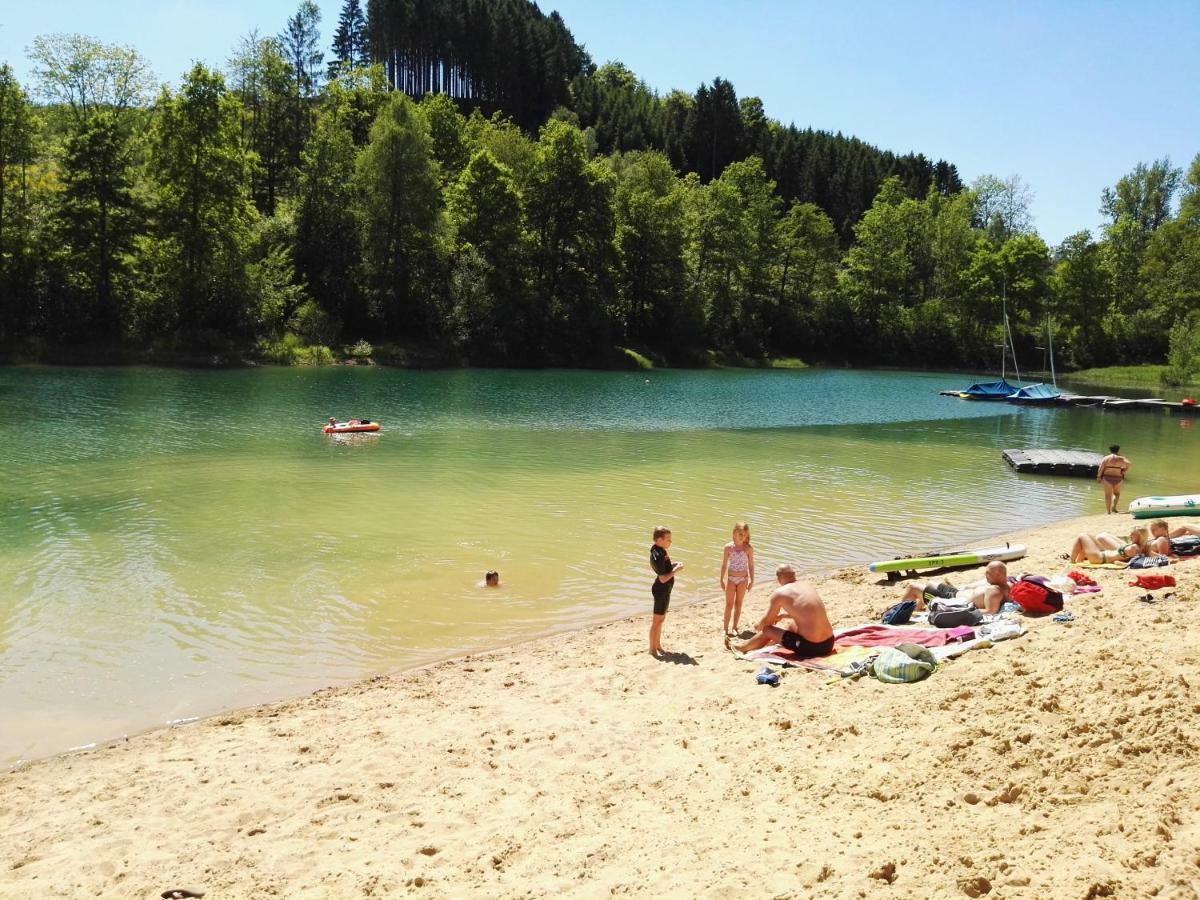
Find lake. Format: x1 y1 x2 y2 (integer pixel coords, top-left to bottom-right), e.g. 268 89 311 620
2 366 1196 763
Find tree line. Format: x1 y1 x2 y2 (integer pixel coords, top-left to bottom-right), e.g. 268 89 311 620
0 1 1197 374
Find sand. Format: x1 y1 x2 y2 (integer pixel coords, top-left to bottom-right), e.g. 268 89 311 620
2 512 1198 899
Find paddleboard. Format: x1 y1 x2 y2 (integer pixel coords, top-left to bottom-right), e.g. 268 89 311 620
1129 494 1200 519
868 544 1027 579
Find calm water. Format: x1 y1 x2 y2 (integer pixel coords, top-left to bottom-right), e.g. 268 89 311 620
2 367 1197 763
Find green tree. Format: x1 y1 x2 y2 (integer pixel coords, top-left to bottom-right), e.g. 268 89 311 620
328 0 370 78
0 65 38 340
279 1 324 167
294 84 365 337
719 156 780 355
772 201 839 355
1050 231 1112 367
1163 311 1200 387
146 64 258 340
610 150 696 355
27 33 154 126
355 92 443 336
448 149 529 360
56 110 140 338
422 93 470 187
228 32 295 214
1100 158 1182 327
971 174 1033 243
1139 155 1200 352
840 176 933 353
525 119 616 362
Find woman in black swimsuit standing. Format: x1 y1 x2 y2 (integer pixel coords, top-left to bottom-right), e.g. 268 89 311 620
1097 443 1131 514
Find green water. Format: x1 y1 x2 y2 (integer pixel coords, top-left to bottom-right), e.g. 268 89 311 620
2 367 1197 763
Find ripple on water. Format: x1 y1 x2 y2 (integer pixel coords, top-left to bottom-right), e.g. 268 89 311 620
2 367 1198 763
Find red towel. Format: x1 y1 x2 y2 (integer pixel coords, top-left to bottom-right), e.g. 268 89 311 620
1128 574 1176 590
1068 570 1097 586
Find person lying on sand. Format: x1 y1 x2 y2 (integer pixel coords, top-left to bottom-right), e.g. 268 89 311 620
1069 528 1149 564
726 564 834 659
1148 519 1200 555
899 560 1011 615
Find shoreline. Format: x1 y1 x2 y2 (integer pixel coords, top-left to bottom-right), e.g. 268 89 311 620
4 510 1198 898
3 506 1095 771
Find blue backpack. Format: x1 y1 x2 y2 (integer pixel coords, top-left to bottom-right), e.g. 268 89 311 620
881 600 916 625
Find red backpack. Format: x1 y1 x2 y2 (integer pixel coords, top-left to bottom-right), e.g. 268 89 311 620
1010 576 1064 614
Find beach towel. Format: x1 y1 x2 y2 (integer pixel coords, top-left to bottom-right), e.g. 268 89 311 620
833 624 952 649
742 644 874 674
1078 561 1129 569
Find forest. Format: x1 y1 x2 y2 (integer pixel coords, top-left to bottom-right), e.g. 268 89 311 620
1 0 1198 378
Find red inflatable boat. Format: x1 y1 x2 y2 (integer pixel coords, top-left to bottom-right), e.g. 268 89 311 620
323 421 380 434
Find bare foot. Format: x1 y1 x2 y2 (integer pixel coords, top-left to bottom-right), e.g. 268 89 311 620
723 635 733 651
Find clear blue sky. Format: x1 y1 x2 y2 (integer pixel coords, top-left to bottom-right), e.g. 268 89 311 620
3 0 1197 245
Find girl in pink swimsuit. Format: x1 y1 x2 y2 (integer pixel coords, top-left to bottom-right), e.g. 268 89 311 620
719 522 755 636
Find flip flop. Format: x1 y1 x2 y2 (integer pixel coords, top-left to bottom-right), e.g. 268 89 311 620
755 667 780 686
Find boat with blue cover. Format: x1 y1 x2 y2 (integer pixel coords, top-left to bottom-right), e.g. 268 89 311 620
1008 382 1061 404
960 380 1019 400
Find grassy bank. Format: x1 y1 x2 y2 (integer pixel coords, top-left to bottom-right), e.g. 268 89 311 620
1061 365 1200 394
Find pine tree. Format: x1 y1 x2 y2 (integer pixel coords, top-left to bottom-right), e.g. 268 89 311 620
329 0 370 78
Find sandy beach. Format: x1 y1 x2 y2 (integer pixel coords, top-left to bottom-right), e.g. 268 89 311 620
2 511 1198 899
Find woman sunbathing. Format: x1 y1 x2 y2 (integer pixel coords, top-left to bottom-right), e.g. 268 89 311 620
1069 527 1150 564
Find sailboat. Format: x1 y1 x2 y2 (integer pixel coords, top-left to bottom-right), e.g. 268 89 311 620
957 285 1021 400
1008 316 1062 405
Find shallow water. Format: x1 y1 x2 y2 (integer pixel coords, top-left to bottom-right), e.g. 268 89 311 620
2 366 1197 763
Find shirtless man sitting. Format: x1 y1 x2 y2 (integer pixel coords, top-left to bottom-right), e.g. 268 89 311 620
899 560 1011 615
727 564 834 659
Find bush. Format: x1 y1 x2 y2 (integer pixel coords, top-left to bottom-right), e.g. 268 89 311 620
257 332 334 366
349 339 373 359
1162 312 1200 387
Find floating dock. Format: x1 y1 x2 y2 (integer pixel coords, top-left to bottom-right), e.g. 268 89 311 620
1002 449 1103 477
940 390 1200 415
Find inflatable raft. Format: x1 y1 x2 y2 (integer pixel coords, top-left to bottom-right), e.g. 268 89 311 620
1128 494 1200 519
323 421 380 434
868 544 1027 581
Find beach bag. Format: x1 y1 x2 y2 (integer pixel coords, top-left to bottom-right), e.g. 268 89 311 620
1010 575 1064 614
927 599 983 627
872 644 937 683
1170 537 1200 557
1127 554 1170 569
881 600 916 625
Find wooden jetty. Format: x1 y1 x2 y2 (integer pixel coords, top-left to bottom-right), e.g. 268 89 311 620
1002 449 1103 477
940 389 1200 415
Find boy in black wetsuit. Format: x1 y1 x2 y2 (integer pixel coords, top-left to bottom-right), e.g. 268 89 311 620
649 525 684 657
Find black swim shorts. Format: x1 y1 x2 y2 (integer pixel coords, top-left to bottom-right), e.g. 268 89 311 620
652 578 673 616
779 631 835 658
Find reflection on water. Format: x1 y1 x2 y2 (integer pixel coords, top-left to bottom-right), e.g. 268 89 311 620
1 367 1197 762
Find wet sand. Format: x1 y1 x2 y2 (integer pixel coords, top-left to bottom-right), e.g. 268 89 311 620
2 511 1198 899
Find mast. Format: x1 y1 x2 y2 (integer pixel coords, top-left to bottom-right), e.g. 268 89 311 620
1047 316 1057 388
1002 279 1022 385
